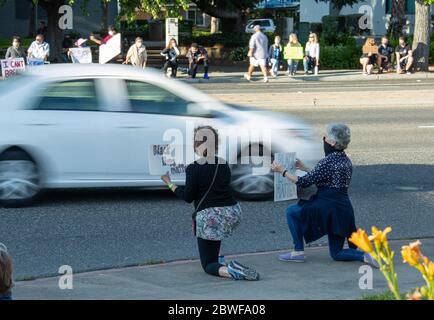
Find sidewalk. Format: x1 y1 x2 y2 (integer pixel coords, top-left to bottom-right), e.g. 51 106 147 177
178 66 434 83
13 238 434 300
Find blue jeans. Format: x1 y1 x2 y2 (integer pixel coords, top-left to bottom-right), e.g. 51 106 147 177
271 59 280 74
285 204 364 261
287 59 299 73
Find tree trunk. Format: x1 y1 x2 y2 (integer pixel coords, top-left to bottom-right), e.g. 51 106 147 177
28 1 36 38
412 0 431 72
101 1 109 31
388 0 407 38
210 17 220 34
42 0 66 63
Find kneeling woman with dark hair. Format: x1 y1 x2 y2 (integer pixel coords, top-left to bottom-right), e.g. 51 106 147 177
161 126 260 281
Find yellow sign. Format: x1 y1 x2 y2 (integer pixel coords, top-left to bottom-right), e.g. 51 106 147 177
284 46 304 60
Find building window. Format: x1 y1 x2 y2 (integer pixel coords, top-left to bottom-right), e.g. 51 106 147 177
386 0 415 15
187 9 205 26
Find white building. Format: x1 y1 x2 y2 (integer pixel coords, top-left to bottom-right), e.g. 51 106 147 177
300 0 433 36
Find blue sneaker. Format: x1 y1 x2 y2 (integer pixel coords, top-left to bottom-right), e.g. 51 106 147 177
203 73 209 80
227 261 260 281
278 251 306 263
218 255 226 265
364 253 379 269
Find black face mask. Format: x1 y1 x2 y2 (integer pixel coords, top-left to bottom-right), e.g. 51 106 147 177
323 137 336 156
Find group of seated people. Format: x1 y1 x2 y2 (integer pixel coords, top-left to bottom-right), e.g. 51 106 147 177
360 35 414 75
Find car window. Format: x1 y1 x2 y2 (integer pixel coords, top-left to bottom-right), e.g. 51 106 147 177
125 80 214 118
35 79 99 111
260 20 271 27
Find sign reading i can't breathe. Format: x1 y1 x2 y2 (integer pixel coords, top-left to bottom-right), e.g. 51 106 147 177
1 58 26 79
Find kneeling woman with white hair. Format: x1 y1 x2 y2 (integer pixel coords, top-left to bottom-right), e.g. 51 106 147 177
271 123 378 267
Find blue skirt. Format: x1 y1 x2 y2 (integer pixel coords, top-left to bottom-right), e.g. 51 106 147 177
298 187 357 244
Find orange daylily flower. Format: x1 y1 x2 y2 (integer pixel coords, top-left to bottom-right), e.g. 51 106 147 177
428 261 434 280
369 226 392 245
407 290 422 300
349 229 374 254
401 242 423 267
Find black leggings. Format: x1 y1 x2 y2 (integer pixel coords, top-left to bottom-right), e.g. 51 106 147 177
189 60 209 78
164 60 178 77
197 238 223 276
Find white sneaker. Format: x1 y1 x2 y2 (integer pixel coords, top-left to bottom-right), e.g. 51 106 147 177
244 73 251 81
263 77 269 83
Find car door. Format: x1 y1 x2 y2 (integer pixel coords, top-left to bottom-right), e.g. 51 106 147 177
17 78 108 184
100 78 222 185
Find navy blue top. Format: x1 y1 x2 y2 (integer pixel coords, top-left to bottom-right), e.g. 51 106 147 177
296 151 352 189
296 151 356 244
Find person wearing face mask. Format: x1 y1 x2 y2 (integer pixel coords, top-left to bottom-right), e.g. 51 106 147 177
5 36 26 60
27 34 50 61
271 123 378 268
124 37 147 69
160 126 260 281
89 25 117 45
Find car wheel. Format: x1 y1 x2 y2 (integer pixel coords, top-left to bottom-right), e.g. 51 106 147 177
0 150 40 208
231 150 274 201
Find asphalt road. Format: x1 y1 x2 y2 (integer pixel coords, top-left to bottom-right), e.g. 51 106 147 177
1 78 434 279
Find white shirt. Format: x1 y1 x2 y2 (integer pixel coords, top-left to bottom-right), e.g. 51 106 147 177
305 42 320 60
28 41 50 60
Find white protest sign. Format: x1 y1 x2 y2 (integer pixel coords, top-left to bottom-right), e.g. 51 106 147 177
99 33 121 64
274 152 297 202
149 144 187 177
1 58 26 79
166 18 179 46
70 47 92 64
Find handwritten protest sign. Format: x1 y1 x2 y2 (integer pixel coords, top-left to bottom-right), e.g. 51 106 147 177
274 152 297 202
70 47 92 64
148 144 187 177
1 58 26 79
284 46 304 60
99 33 121 64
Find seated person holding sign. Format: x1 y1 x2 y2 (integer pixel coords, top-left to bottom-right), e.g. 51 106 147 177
89 25 117 45
186 43 210 79
359 37 378 75
285 33 303 76
271 123 378 268
5 36 26 59
27 34 50 62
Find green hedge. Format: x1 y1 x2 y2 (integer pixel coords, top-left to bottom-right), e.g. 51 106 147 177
320 44 361 69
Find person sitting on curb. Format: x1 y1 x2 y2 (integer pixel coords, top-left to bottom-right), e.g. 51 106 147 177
161 38 180 78
28 34 50 62
303 32 320 75
377 36 394 73
161 126 260 281
124 37 148 69
359 37 378 75
0 243 13 301
5 36 26 60
271 123 378 268
395 36 414 75
286 33 302 77
186 43 210 79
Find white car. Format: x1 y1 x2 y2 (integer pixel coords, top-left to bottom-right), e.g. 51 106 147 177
0 64 321 207
245 19 276 33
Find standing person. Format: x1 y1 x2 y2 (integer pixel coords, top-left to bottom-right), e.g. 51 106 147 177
186 43 210 79
268 36 283 78
89 25 118 45
5 36 26 59
36 21 48 37
303 33 320 75
124 37 148 69
377 36 394 73
27 34 50 61
244 25 269 83
359 37 378 75
286 33 302 76
271 123 378 268
0 243 13 301
160 126 260 281
161 38 180 78
395 36 414 74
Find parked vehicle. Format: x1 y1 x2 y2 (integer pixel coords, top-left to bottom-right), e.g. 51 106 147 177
0 64 321 207
245 19 276 33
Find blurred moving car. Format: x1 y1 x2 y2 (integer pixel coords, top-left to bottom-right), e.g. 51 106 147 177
0 64 321 207
245 19 276 33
